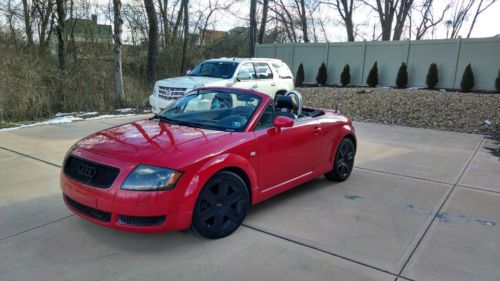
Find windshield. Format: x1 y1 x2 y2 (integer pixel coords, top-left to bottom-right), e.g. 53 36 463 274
158 89 261 132
187 61 238 79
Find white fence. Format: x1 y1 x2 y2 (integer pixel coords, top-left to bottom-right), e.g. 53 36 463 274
255 38 500 91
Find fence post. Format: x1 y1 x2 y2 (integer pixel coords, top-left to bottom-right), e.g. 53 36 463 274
452 37 463 90
274 43 277 58
325 43 330 84
406 39 411 65
291 43 296 76
360 40 368 85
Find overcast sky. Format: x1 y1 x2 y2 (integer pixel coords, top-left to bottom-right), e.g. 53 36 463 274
89 0 500 42
211 0 500 41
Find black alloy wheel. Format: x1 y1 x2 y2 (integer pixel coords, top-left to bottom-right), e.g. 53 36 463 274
192 171 249 239
325 138 355 182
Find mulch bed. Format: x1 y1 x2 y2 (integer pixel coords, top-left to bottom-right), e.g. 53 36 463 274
299 87 500 142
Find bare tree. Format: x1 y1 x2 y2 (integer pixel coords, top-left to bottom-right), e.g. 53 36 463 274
294 0 309 42
393 0 414 40
362 0 414 40
249 0 257 56
171 0 185 43
467 0 496 38
413 0 453 40
449 0 475 39
113 0 125 104
158 0 169 49
320 0 355 41
180 0 189 74
271 0 298 42
144 0 158 82
258 0 269 44
39 0 55 52
21 0 34 47
55 0 66 105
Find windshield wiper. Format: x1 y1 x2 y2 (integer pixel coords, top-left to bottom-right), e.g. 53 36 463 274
152 114 179 124
175 120 207 129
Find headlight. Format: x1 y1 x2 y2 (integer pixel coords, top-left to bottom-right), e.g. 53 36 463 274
121 165 183 191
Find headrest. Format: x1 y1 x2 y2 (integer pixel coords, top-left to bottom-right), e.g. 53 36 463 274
275 96 298 110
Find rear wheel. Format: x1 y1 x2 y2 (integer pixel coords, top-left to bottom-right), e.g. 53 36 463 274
325 138 355 182
192 171 249 239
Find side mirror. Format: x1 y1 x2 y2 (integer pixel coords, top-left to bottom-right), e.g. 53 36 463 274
273 116 294 132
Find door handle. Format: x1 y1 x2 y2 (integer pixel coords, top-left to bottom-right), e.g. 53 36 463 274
270 82 276 86
313 126 322 135
252 84 258 88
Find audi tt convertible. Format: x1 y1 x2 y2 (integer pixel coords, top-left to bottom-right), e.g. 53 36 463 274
61 87 356 238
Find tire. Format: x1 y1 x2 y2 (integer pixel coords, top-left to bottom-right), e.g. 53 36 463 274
325 138 355 182
192 171 249 239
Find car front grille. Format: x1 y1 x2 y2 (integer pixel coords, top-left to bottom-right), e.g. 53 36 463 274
63 156 120 189
118 215 166 227
158 86 186 100
64 195 111 222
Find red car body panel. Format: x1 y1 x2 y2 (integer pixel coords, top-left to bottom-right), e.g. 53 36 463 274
60 88 356 233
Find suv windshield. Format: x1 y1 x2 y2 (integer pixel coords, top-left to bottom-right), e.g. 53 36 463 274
187 61 239 79
158 89 261 132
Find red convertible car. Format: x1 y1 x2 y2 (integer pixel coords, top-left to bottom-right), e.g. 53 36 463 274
61 88 356 238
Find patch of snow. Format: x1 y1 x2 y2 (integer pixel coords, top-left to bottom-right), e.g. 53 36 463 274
115 108 134 113
55 112 71 117
0 115 83 132
408 87 422 90
0 113 138 132
484 119 492 125
77 111 98 117
85 114 135 120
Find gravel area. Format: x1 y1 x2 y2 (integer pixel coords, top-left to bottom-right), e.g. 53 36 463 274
300 87 500 141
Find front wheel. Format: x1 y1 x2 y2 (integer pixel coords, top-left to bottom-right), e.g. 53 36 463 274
325 138 355 182
192 171 249 239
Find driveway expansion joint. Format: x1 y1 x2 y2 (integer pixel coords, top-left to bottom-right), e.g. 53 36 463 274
395 136 485 279
242 223 402 279
0 214 74 241
0 146 61 168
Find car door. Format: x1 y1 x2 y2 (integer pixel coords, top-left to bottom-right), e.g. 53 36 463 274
253 62 277 97
232 62 259 91
254 104 324 193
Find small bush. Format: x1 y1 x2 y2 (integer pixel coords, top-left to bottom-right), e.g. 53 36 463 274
340 64 351 87
366 62 378 87
295 63 304 87
426 63 439 90
460 63 475 93
396 62 408 88
316 62 327 86
495 70 500 93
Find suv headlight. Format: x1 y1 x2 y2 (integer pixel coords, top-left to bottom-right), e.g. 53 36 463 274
121 165 183 191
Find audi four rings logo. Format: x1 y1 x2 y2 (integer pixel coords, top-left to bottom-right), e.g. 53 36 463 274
77 163 96 178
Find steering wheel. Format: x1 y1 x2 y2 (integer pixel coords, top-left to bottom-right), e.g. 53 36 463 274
285 90 303 116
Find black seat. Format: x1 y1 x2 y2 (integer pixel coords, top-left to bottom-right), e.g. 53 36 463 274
275 96 298 119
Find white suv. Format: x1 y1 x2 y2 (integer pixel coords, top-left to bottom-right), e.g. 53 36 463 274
149 58 294 113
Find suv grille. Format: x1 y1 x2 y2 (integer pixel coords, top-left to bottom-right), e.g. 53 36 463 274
63 156 120 188
158 86 187 100
65 195 111 222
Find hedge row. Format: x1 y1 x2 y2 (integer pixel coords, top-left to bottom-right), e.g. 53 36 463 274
294 62 500 93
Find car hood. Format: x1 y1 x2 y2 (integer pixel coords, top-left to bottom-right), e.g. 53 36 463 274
156 76 232 88
75 119 249 169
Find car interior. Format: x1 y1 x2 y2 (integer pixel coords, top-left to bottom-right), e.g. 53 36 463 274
163 91 325 131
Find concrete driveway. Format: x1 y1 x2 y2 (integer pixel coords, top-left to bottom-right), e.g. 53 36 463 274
1 116 499 281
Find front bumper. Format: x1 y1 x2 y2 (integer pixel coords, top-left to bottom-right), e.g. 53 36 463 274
60 148 192 233
149 94 174 114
